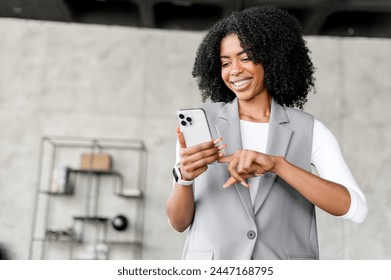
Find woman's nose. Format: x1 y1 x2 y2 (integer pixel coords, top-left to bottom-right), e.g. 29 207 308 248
230 62 242 76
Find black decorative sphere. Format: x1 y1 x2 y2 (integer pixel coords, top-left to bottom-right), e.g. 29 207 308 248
111 215 128 231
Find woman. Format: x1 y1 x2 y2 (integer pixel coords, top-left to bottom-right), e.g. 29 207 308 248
166 6 367 260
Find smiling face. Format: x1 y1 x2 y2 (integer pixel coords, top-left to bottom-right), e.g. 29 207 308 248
220 33 269 102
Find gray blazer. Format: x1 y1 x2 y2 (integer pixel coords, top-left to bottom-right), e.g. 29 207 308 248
182 98 318 260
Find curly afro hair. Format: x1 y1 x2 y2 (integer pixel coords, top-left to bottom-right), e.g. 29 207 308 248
192 6 315 109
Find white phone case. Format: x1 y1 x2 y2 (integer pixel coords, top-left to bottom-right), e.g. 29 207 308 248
177 108 212 147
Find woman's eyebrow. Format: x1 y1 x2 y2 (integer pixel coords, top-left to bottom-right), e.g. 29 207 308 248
220 50 246 59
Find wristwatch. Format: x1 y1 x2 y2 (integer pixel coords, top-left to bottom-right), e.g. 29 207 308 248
172 163 194 186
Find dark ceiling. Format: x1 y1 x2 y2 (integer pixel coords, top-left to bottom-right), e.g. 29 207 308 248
1 0 391 38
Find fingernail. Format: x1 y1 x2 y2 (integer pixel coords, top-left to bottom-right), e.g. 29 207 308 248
218 150 227 157
241 182 250 188
223 184 230 188
213 138 222 145
255 173 264 177
217 144 226 150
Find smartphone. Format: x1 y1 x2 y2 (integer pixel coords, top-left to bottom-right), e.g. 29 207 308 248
177 108 212 147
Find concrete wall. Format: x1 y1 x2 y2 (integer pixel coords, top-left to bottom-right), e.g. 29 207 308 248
0 18 389 260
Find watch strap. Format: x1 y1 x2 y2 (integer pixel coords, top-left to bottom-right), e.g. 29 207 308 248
173 164 194 186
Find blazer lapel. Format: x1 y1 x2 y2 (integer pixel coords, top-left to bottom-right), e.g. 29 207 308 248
253 99 293 215
215 99 255 221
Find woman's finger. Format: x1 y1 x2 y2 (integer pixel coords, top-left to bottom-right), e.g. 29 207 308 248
176 127 187 148
241 150 261 174
226 156 249 188
218 154 233 163
181 165 208 181
181 138 220 158
184 143 226 165
237 149 248 174
184 153 220 172
223 173 253 188
223 176 237 188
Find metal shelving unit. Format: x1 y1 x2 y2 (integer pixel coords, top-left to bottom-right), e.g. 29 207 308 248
29 136 147 260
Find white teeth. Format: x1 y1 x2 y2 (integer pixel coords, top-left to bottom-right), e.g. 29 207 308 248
232 79 251 88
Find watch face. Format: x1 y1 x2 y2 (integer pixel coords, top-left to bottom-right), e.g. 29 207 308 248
172 168 179 182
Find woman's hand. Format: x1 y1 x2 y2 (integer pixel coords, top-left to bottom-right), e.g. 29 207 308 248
219 149 351 216
218 149 278 188
177 128 226 181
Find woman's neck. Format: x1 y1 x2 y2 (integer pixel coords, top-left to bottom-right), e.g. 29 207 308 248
238 93 272 123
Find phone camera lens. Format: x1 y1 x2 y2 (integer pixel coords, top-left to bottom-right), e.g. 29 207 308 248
181 121 187 126
186 117 192 122
179 114 184 119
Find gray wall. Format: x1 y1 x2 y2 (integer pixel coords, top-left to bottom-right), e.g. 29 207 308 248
0 18 389 260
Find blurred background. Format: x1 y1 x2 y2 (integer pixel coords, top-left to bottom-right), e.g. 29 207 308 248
1 0 390 37
0 0 390 260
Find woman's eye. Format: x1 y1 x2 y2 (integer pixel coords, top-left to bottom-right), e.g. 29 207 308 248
241 57 250 62
221 62 230 67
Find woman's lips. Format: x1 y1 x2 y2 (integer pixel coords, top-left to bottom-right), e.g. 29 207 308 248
230 78 252 89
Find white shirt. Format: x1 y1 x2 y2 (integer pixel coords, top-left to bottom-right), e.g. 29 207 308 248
240 121 269 206
239 119 367 224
